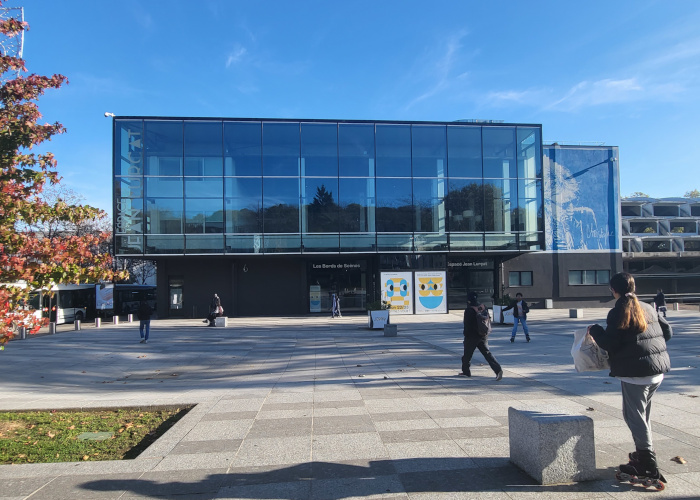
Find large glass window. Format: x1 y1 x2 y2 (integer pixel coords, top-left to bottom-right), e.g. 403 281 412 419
144 121 183 176
339 124 375 177
184 178 222 198
339 178 375 232
517 179 542 232
115 120 143 176
263 122 299 176
413 178 446 233
224 121 262 176
225 177 262 233
412 125 446 178
301 123 338 177
482 127 516 178
446 179 483 232
146 177 183 198
376 124 411 177
146 198 183 234
302 177 339 233
263 177 299 233
517 127 541 178
376 177 412 232
447 126 482 178
185 198 224 234
184 121 222 176
484 179 517 232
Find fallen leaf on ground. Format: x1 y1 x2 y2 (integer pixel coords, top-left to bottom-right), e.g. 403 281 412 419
586 407 595 411
82 455 89 461
672 456 687 464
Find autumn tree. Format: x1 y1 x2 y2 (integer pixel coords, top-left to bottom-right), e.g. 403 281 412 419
684 189 700 199
0 6 126 347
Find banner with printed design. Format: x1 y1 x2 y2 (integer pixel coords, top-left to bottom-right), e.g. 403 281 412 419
414 271 447 314
380 272 413 315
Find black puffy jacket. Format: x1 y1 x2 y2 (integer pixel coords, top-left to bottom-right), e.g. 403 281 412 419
589 299 672 378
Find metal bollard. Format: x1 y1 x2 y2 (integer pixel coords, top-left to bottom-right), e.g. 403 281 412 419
673 303 679 311
113 316 119 325
95 317 101 328
127 314 133 323
74 320 81 331
49 322 57 335
19 326 26 340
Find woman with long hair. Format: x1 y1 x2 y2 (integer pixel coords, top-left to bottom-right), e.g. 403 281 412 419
589 272 672 490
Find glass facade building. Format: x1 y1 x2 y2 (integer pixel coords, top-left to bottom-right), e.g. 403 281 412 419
114 118 544 257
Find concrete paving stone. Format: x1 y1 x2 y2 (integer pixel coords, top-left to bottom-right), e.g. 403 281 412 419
356 390 413 400
398 464 532 494
182 419 254 441
247 417 312 438
209 398 266 412
171 439 243 455
200 410 259 421
153 452 238 472
602 473 700 498
499 479 614 499
312 414 376 435
369 410 431 422
215 480 312 500
0 476 54 497
433 416 503 429
125 468 227 496
261 401 314 410
312 432 389 462
309 459 397 480
385 439 470 462
378 428 452 444
222 462 314 486
312 406 369 417
256 408 314 419
312 391 363 402
424 407 487 419
454 436 509 458
313 398 364 408
443 425 510 440
266 391 314 404
26 472 144 500
364 398 424 413
309 474 406 499
374 418 441 432
410 395 475 411
406 491 512 500
232 435 313 467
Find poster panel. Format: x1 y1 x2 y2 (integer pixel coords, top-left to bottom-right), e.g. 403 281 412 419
414 271 447 314
309 285 321 313
96 284 114 310
380 272 413 315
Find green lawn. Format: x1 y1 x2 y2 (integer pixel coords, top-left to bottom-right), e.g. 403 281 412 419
0 407 191 464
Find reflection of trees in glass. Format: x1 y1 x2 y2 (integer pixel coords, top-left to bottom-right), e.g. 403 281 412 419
376 194 412 232
307 185 338 232
264 204 299 233
445 183 483 232
228 207 261 233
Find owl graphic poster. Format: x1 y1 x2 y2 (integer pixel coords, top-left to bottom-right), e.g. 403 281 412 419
380 272 413 315
414 272 447 314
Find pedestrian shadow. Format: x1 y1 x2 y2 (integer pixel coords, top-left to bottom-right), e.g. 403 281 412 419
80 458 642 499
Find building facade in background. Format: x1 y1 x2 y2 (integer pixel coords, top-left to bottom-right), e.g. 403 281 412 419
112 117 621 318
621 196 700 301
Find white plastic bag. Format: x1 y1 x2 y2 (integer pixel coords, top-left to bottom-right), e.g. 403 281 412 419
571 328 609 372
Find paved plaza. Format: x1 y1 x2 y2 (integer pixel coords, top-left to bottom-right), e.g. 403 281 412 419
1 308 700 499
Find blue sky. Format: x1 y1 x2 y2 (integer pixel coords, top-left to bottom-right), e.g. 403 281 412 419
17 0 700 215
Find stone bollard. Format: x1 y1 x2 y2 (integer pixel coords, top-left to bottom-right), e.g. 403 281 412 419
113 316 119 325
19 326 26 340
127 314 134 323
383 324 398 337
569 309 584 318
545 299 553 309
74 320 81 331
95 317 101 328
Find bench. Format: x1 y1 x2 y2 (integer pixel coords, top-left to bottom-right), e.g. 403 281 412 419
508 407 596 484
214 317 228 327
569 309 584 318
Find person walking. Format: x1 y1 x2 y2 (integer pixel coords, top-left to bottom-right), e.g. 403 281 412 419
654 289 667 318
588 272 672 489
505 292 530 342
137 300 153 344
460 292 503 381
203 293 222 327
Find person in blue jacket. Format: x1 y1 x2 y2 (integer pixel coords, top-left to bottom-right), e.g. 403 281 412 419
504 292 530 342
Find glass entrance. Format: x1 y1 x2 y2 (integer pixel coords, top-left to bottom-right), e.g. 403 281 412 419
168 276 184 317
447 266 495 309
308 261 367 313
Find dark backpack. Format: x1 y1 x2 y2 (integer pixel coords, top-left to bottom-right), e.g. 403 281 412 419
472 306 492 336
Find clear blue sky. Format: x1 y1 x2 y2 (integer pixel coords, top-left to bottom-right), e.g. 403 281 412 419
17 0 700 215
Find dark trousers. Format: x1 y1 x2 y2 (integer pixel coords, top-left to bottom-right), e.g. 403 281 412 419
462 336 501 375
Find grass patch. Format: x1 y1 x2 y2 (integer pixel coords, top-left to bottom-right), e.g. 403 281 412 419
0 406 191 464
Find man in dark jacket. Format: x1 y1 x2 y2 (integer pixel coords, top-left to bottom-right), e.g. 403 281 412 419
504 292 530 343
137 301 153 344
654 289 667 318
460 292 503 380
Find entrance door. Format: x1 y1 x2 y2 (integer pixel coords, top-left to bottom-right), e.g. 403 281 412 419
168 277 184 317
447 268 495 309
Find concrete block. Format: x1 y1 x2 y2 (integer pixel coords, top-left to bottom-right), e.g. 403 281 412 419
569 309 584 318
509 407 596 485
214 317 228 327
383 324 397 337
545 299 553 309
